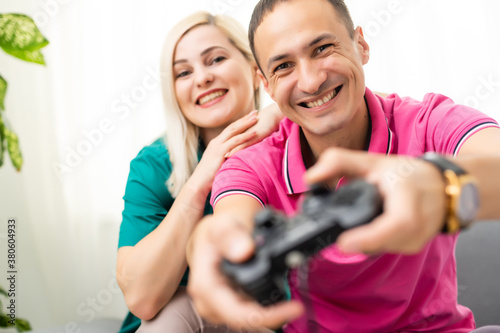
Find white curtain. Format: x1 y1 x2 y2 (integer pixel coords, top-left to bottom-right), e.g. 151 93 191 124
0 0 499 330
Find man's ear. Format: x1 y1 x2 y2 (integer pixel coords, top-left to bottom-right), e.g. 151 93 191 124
257 69 274 99
253 65 261 91
355 26 370 65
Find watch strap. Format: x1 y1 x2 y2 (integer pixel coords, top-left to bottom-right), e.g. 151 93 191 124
421 152 466 233
421 152 466 176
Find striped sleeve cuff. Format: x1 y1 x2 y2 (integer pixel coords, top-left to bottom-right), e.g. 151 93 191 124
212 189 265 208
453 121 500 156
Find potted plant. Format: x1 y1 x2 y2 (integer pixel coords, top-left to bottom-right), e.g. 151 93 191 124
0 12 48 332
0 285 30 332
0 13 49 171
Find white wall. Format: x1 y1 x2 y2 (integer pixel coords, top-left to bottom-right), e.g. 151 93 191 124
0 0 499 330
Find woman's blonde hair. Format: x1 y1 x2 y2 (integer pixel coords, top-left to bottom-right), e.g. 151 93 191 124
160 11 259 197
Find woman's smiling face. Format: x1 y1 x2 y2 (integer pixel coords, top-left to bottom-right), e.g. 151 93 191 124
173 24 258 133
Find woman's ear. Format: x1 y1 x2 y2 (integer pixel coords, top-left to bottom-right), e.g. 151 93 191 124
355 26 370 65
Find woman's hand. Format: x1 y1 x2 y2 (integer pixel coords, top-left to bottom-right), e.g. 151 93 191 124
227 103 283 158
189 111 259 198
189 104 283 198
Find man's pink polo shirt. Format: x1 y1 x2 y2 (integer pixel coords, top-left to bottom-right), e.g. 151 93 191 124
211 88 498 332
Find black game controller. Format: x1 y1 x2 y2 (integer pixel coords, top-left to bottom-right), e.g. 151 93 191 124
221 179 383 305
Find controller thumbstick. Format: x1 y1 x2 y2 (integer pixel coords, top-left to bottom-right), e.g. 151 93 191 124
302 183 330 215
254 209 276 229
310 183 330 196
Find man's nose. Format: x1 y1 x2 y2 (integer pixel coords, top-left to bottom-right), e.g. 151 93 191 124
296 60 327 95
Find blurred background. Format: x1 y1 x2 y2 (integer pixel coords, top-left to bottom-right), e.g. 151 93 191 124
0 0 499 330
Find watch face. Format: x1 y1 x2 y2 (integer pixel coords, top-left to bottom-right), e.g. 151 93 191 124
458 183 480 224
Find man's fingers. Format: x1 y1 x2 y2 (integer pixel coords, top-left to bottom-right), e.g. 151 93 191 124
189 216 303 330
339 183 402 253
240 300 304 329
207 213 255 263
188 211 305 331
337 189 423 254
337 214 410 254
195 283 303 329
305 148 375 184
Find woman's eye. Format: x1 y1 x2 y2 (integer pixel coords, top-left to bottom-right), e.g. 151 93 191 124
175 70 190 79
211 56 226 64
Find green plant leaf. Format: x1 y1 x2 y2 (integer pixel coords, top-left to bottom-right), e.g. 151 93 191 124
0 14 49 52
2 47 46 65
0 314 10 327
4 125 22 171
0 74 6 111
15 318 32 332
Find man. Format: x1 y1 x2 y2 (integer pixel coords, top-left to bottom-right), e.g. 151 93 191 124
187 0 500 331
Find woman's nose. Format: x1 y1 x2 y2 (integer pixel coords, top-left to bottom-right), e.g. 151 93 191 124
195 67 215 88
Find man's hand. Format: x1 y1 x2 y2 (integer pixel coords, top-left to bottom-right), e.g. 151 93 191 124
305 148 447 254
187 212 304 330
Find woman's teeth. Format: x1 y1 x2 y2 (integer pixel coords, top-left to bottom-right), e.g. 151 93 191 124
198 90 226 105
305 89 338 108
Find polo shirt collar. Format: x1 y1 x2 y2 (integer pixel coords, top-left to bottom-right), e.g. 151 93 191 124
283 87 394 195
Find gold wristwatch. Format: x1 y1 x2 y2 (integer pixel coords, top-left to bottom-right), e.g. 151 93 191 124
421 152 480 233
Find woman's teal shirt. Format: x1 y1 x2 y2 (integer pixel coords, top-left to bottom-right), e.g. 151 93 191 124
118 137 211 333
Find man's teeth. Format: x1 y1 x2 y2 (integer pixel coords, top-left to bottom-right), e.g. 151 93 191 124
199 90 226 105
305 89 337 108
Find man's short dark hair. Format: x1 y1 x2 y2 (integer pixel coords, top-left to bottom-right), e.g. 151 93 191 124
249 0 355 72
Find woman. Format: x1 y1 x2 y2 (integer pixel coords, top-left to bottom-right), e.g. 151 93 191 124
116 11 282 333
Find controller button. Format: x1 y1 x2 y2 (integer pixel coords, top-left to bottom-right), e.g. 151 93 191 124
285 251 306 268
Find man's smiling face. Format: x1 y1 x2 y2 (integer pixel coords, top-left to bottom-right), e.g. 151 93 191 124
255 0 370 139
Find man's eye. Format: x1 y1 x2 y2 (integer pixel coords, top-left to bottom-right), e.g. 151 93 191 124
315 44 334 56
274 62 291 72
